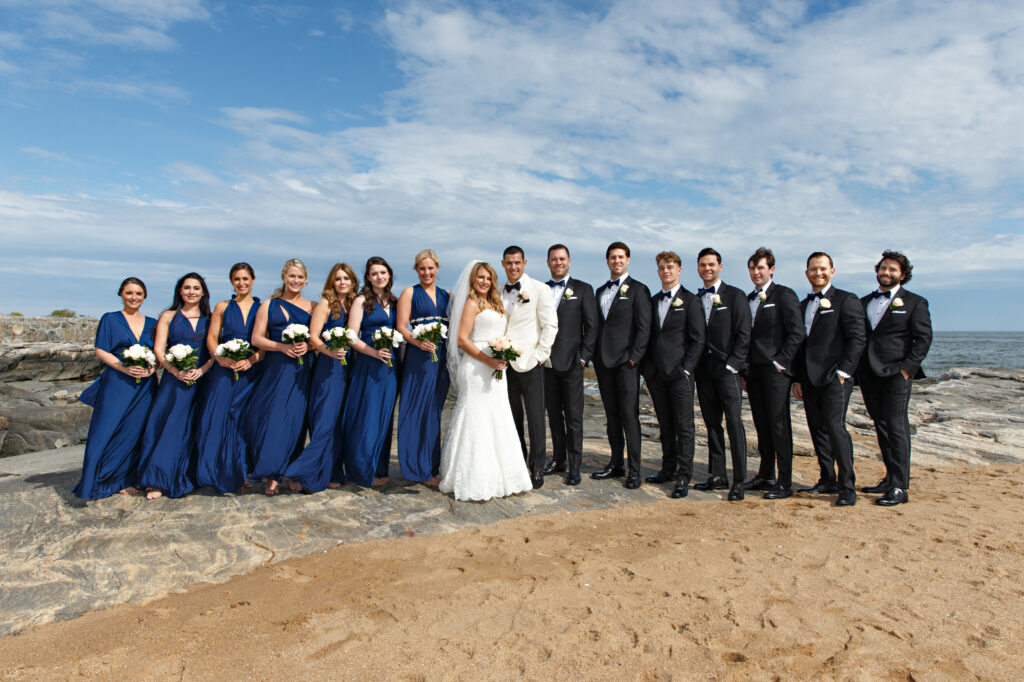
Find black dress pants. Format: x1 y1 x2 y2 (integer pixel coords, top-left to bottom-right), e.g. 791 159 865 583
646 372 696 483
696 360 747 483
860 372 914 490
747 363 795 488
802 376 855 493
544 363 585 474
594 361 642 476
507 364 546 478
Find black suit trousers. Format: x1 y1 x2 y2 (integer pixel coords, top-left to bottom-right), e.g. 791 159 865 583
747 364 795 488
802 377 856 493
543 364 584 473
859 372 913 490
594 362 642 475
507 364 546 477
695 364 747 482
646 372 696 483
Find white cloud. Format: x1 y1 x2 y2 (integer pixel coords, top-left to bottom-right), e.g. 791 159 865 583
20 146 72 162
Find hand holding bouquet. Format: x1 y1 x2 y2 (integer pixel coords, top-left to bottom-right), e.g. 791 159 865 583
322 326 358 366
215 338 254 380
165 343 200 386
411 321 448 362
488 336 522 380
282 323 311 365
372 326 402 367
121 344 157 384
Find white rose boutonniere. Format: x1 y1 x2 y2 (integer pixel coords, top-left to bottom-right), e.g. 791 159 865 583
712 293 723 307
889 297 903 311
562 287 573 300
671 298 683 308
618 284 629 298
758 291 767 302
819 298 832 309
518 290 531 303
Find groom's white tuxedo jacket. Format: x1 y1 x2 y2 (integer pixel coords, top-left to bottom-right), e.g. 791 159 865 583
504 274 559 373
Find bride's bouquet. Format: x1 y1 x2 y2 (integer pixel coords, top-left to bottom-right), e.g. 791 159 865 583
165 343 199 386
372 326 402 367
411 320 448 362
322 326 359 366
282 323 310 365
121 344 157 384
215 338 254 380
487 336 521 380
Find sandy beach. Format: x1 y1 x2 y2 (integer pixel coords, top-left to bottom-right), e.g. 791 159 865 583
2 453 1022 680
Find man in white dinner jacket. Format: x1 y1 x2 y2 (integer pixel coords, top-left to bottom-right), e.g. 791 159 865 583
500 245 559 489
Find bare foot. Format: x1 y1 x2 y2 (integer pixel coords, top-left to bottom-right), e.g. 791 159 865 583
264 480 279 496
327 482 342 489
285 478 303 493
118 486 140 495
239 481 253 491
423 477 440 488
145 488 163 500
372 476 390 487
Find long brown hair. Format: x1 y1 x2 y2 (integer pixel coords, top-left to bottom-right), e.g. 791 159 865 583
271 258 308 299
322 263 359 317
469 262 505 315
360 257 396 314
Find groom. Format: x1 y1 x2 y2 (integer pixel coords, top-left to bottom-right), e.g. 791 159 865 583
501 246 559 489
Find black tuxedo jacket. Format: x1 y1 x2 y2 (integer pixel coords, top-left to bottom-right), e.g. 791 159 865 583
746 281 805 375
697 282 751 373
641 287 705 381
548 277 599 372
857 288 932 380
594 276 651 368
795 286 866 387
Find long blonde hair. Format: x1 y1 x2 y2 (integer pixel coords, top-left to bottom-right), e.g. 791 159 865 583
322 262 358 317
469 262 505 315
271 258 308 299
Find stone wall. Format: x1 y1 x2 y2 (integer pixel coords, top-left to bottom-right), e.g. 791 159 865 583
0 316 99 344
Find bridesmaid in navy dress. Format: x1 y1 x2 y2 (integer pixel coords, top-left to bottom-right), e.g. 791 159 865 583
195 263 263 494
396 249 451 485
73 277 158 500
340 257 401 487
284 262 358 493
137 273 214 500
244 258 314 495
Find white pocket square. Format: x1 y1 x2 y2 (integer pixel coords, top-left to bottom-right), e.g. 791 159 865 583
763 303 775 308
820 309 835 314
892 310 907 314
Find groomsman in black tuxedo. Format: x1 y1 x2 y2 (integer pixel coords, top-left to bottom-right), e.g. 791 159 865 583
641 251 705 498
541 244 599 486
857 250 932 507
692 248 751 501
792 252 866 506
591 242 652 489
741 247 805 500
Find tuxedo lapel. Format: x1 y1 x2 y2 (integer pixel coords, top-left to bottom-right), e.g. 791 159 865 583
752 282 769 327
607 276 629 316
809 288 833 334
873 288 903 332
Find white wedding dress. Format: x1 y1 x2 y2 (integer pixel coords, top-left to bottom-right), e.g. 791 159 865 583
439 309 533 501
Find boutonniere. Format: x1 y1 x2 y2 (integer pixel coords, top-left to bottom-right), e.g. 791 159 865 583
711 293 722 307
819 298 832 309
671 298 683 308
889 297 903 311
562 288 573 300
517 290 530 303
618 284 629 298
758 291 767 302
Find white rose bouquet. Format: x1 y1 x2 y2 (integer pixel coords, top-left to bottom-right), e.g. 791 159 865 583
121 344 157 384
411 320 448 362
372 326 402 367
215 338 254 380
322 326 359 366
165 343 199 386
487 336 522 380
282 323 310 365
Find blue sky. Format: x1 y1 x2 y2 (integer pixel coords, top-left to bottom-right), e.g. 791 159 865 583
1 0 1022 330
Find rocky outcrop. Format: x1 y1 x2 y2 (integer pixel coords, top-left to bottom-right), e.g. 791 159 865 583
0 343 102 382
0 315 98 344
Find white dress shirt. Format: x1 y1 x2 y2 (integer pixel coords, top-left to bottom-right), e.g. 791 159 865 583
804 283 832 335
657 284 680 328
868 283 900 329
548 276 568 306
699 280 720 323
749 279 771 322
600 273 628 319
501 279 522 313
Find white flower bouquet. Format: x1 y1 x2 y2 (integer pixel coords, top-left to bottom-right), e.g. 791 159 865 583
322 326 359 366
165 343 199 386
215 338 254 380
282 323 311 365
121 344 157 384
411 321 448 362
487 336 522 380
372 326 402 367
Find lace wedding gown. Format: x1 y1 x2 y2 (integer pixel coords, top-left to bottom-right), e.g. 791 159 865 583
439 309 533 501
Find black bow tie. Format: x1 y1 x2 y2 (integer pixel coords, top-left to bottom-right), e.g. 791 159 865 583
504 282 521 293
656 290 672 300
697 287 715 297
806 291 824 300
747 290 762 301
871 289 892 299
605 279 620 289
547 279 566 288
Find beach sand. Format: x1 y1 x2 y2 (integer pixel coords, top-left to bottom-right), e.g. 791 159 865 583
2 455 1022 680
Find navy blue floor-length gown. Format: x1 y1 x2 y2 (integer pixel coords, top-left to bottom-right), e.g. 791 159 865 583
284 307 349 491
73 312 158 500
397 285 450 481
244 298 313 480
136 311 210 498
341 302 400 486
195 297 262 494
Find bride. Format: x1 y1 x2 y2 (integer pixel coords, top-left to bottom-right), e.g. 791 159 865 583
439 261 534 501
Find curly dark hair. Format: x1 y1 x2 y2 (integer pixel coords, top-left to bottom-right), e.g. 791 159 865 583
875 250 913 284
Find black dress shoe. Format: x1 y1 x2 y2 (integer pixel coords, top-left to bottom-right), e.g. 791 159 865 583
763 485 792 500
671 482 689 498
531 476 544 490
796 481 838 494
875 488 908 506
694 475 729 491
860 479 891 494
624 475 641 489
727 485 745 501
645 471 674 484
542 460 566 475
565 471 581 486
591 466 626 480
743 475 775 491
836 491 857 506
